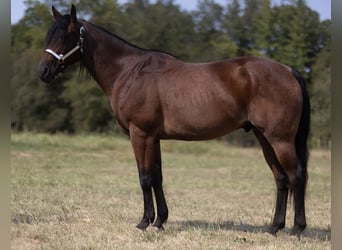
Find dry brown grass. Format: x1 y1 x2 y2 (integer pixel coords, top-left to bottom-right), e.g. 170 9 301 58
11 133 330 249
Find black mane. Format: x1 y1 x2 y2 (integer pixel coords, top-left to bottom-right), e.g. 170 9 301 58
82 20 178 59
82 20 146 52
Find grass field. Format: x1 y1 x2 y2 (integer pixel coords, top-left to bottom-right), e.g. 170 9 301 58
11 133 330 249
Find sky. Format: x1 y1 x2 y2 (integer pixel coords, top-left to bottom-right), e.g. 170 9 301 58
11 0 331 24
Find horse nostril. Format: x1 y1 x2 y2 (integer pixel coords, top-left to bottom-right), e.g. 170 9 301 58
43 67 50 78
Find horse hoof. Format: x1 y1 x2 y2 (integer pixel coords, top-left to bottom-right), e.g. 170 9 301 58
268 226 280 236
152 223 164 231
152 218 165 230
290 225 304 240
136 219 150 231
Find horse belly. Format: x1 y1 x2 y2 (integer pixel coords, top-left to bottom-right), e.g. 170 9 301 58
161 100 244 140
157 62 249 140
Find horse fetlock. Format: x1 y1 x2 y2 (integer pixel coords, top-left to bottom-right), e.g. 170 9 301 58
136 217 152 230
152 218 165 230
153 210 168 226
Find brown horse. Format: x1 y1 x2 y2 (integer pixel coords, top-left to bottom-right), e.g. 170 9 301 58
38 5 310 237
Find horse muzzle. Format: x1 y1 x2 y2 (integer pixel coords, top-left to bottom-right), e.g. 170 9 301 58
37 63 59 84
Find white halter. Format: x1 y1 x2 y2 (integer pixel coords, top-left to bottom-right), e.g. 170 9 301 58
45 26 85 69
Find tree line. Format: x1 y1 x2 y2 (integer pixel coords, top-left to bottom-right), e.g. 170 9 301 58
11 0 331 148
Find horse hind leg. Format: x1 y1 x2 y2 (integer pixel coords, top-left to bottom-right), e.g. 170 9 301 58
289 158 307 237
253 128 289 235
266 136 307 237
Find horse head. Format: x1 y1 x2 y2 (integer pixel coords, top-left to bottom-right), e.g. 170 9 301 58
37 5 84 83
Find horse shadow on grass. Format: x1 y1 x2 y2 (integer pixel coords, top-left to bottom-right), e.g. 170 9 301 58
169 220 330 241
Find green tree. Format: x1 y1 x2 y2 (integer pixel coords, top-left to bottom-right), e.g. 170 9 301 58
11 48 72 132
11 1 52 52
224 0 263 56
78 0 123 33
224 0 244 56
255 0 272 55
310 49 331 147
11 1 72 133
310 20 331 147
61 75 117 133
193 0 237 61
240 0 263 55
121 0 196 60
267 1 321 78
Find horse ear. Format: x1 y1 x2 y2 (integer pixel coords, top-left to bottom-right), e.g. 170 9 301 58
70 4 77 23
52 5 62 20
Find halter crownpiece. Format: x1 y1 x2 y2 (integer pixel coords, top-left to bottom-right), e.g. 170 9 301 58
45 25 85 69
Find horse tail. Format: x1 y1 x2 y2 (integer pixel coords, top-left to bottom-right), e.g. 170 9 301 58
291 68 310 194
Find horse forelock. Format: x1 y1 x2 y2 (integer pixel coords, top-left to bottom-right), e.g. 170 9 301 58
45 15 71 47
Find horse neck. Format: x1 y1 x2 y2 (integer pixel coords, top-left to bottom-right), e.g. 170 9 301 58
80 21 144 95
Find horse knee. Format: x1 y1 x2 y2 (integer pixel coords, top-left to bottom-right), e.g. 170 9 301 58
139 173 153 190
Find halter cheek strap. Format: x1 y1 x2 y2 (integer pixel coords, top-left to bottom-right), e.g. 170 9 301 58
45 26 85 69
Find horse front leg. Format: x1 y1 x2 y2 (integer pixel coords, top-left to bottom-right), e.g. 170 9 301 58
137 172 155 230
130 128 157 230
151 140 168 230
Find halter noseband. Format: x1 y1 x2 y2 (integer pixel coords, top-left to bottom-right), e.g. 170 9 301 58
45 26 85 70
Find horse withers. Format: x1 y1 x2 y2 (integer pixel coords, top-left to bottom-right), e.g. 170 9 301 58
38 5 310 237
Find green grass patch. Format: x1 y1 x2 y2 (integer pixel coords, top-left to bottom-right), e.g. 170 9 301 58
11 133 330 249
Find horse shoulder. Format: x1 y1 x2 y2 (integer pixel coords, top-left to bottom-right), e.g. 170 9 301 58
111 73 164 135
